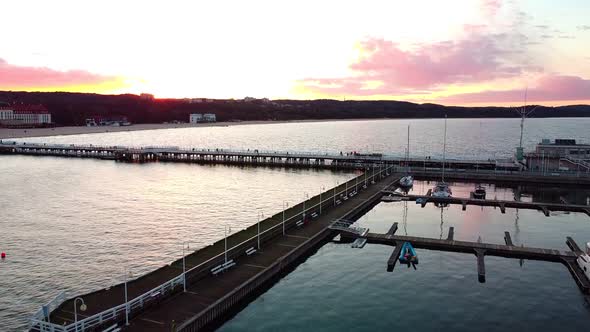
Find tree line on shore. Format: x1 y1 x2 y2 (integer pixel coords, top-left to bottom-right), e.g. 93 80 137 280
1 91 589 126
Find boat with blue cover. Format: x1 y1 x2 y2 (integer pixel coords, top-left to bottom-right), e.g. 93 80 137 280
399 242 419 268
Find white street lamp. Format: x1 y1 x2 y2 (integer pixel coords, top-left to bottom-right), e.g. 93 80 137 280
302 192 309 221
257 211 264 250
319 186 325 214
182 242 191 293
74 297 87 332
224 225 231 263
123 267 133 326
282 201 289 235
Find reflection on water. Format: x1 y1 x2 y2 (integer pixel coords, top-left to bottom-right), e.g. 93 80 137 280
0 156 353 330
222 181 590 332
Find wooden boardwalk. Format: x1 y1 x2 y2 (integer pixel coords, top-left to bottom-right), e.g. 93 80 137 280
30 168 398 332
383 192 590 217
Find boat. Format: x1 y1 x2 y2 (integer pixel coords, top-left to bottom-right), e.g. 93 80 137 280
399 125 414 189
577 242 590 280
472 184 486 199
399 242 418 269
432 182 452 198
432 116 452 199
400 175 413 188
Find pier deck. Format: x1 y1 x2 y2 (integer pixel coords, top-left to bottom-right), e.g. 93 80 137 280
383 192 590 217
33 168 397 332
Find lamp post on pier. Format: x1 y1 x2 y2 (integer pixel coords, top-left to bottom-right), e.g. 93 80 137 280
283 201 289 235
257 211 264 250
224 225 231 264
182 242 191 292
319 186 325 214
124 267 132 326
334 180 339 206
73 297 87 332
302 192 309 221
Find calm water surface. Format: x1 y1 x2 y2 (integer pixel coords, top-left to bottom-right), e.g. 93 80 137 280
2 118 590 331
12 118 590 159
221 182 590 332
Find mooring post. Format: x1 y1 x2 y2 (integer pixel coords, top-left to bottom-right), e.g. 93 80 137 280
475 249 486 283
446 227 454 241
504 231 513 246
387 242 405 272
386 222 398 237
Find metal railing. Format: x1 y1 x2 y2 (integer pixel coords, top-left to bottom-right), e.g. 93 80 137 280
29 167 394 332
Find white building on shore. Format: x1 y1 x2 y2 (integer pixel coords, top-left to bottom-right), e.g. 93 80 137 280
190 113 216 123
0 104 52 126
190 113 203 123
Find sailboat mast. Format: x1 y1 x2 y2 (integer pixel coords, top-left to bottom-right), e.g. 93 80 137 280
442 116 447 182
406 124 410 172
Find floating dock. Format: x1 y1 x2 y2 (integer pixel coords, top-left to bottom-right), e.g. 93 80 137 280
338 226 590 295
383 192 590 218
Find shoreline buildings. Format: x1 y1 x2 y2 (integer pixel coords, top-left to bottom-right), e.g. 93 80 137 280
0 103 52 127
190 113 216 123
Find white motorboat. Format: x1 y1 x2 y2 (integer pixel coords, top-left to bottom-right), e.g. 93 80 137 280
400 175 414 188
432 181 452 198
577 242 590 280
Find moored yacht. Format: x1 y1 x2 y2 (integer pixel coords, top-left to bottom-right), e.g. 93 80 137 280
472 184 486 199
399 125 414 189
432 181 452 198
400 175 413 188
432 116 452 198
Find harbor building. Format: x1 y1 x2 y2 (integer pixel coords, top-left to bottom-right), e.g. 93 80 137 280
526 139 590 172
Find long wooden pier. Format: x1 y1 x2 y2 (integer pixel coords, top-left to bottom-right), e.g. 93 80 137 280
29 166 398 332
5 141 590 185
0 141 505 170
338 225 590 294
382 192 590 217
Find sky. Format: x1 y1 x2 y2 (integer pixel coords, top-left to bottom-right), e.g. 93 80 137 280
0 0 589 106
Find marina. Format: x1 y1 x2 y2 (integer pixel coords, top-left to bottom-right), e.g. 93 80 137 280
3 118 590 331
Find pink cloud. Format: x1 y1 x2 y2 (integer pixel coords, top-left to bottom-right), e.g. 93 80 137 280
481 0 502 17
0 58 117 87
301 33 534 96
437 75 590 104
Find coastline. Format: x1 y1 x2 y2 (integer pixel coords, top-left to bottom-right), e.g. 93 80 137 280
0 119 378 139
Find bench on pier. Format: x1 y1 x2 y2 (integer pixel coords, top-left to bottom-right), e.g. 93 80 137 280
336 199 342 205
296 220 304 227
311 212 319 219
211 259 236 275
245 247 257 256
343 195 349 201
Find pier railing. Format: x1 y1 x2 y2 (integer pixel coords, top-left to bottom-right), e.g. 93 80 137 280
29 166 394 332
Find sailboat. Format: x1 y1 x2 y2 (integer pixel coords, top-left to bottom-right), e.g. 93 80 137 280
432 116 452 198
400 124 414 189
472 121 486 199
